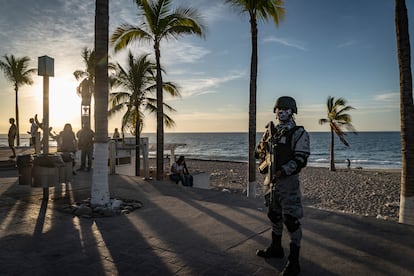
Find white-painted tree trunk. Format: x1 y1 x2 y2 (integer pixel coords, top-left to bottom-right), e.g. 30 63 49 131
399 194 414 225
248 181 256 198
91 142 110 206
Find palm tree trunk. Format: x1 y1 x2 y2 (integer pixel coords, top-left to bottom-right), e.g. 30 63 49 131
247 15 258 198
91 0 110 207
15 86 20 147
396 0 414 224
155 42 164 180
330 128 336 171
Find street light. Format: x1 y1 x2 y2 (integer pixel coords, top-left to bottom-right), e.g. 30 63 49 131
37 55 54 154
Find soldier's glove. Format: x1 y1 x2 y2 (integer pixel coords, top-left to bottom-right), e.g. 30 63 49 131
271 169 286 183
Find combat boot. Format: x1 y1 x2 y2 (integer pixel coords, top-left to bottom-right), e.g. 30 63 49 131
256 232 284 258
280 243 300 276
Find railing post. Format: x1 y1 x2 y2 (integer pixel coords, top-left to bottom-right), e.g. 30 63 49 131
141 137 149 179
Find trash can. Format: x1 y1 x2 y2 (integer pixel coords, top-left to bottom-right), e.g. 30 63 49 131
58 152 73 183
32 154 64 188
16 154 33 185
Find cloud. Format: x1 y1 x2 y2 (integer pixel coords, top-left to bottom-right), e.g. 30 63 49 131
116 40 210 69
162 41 210 65
337 39 358 48
0 0 94 64
375 92 399 102
172 70 246 98
197 1 233 26
262 36 307 51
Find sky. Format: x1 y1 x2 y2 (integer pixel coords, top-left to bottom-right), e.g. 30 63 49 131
0 0 413 134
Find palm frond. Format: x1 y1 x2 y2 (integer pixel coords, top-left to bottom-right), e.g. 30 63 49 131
0 54 35 86
111 25 152 52
319 118 328 125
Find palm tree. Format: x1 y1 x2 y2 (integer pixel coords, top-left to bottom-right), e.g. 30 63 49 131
74 47 95 84
109 51 179 176
91 0 110 207
395 0 414 225
74 47 95 128
319 96 356 171
110 0 206 180
225 0 285 197
0 55 36 147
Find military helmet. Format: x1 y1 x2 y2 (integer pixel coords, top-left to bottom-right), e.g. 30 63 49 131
273 96 297 114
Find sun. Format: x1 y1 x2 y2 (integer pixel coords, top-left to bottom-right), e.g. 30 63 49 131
48 77 82 133
14 76 81 134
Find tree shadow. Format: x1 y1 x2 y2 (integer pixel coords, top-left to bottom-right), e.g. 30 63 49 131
2 171 413 275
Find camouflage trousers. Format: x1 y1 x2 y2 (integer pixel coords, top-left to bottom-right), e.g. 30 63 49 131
266 174 303 246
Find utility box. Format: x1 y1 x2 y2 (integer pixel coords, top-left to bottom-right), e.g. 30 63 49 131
32 154 64 188
38 55 54 76
16 154 33 185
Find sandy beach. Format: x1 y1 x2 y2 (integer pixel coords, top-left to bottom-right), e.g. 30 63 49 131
184 159 401 222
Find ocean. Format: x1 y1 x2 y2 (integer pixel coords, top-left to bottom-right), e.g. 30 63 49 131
144 131 402 170
1 131 402 170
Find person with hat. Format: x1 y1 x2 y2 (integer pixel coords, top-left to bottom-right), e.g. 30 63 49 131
255 96 310 276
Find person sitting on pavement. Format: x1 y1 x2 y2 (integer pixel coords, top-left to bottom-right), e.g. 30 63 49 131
169 155 193 187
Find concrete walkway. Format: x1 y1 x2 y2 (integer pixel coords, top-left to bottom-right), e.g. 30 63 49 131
0 150 413 275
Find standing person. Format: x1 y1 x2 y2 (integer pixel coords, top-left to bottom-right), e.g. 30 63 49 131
169 155 193 187
27 117 38 150
58 123 77 175
76 123 95 172
8 118 17 158
112 128 120 140
255 96 310 276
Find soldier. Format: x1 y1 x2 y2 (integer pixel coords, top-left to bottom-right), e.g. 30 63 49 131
255 96 310 276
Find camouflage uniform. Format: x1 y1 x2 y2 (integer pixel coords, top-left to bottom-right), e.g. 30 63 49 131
258 122 310 246
255 96 310 276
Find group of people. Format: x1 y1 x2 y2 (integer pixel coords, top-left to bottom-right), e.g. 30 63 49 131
7 117 95 174
7 116 41 158
7 119 124 175
57 122 95 174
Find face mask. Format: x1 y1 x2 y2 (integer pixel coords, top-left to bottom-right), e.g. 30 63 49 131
277 109 292 122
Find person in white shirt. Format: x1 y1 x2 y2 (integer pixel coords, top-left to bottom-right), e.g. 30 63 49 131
169 155 193 187
27 118 38 149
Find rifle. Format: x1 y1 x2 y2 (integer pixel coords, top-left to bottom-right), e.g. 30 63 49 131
257 121 276 177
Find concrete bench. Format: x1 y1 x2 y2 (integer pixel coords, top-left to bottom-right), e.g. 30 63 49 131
191 172 211 189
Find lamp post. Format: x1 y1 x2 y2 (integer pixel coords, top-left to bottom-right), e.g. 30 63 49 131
38 56 54 154
38 55 54 200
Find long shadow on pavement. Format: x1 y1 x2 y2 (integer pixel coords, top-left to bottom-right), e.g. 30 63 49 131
301 207 414 275
103 175 278 274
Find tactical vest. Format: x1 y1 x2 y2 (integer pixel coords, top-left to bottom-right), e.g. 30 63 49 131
273 126 304 171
